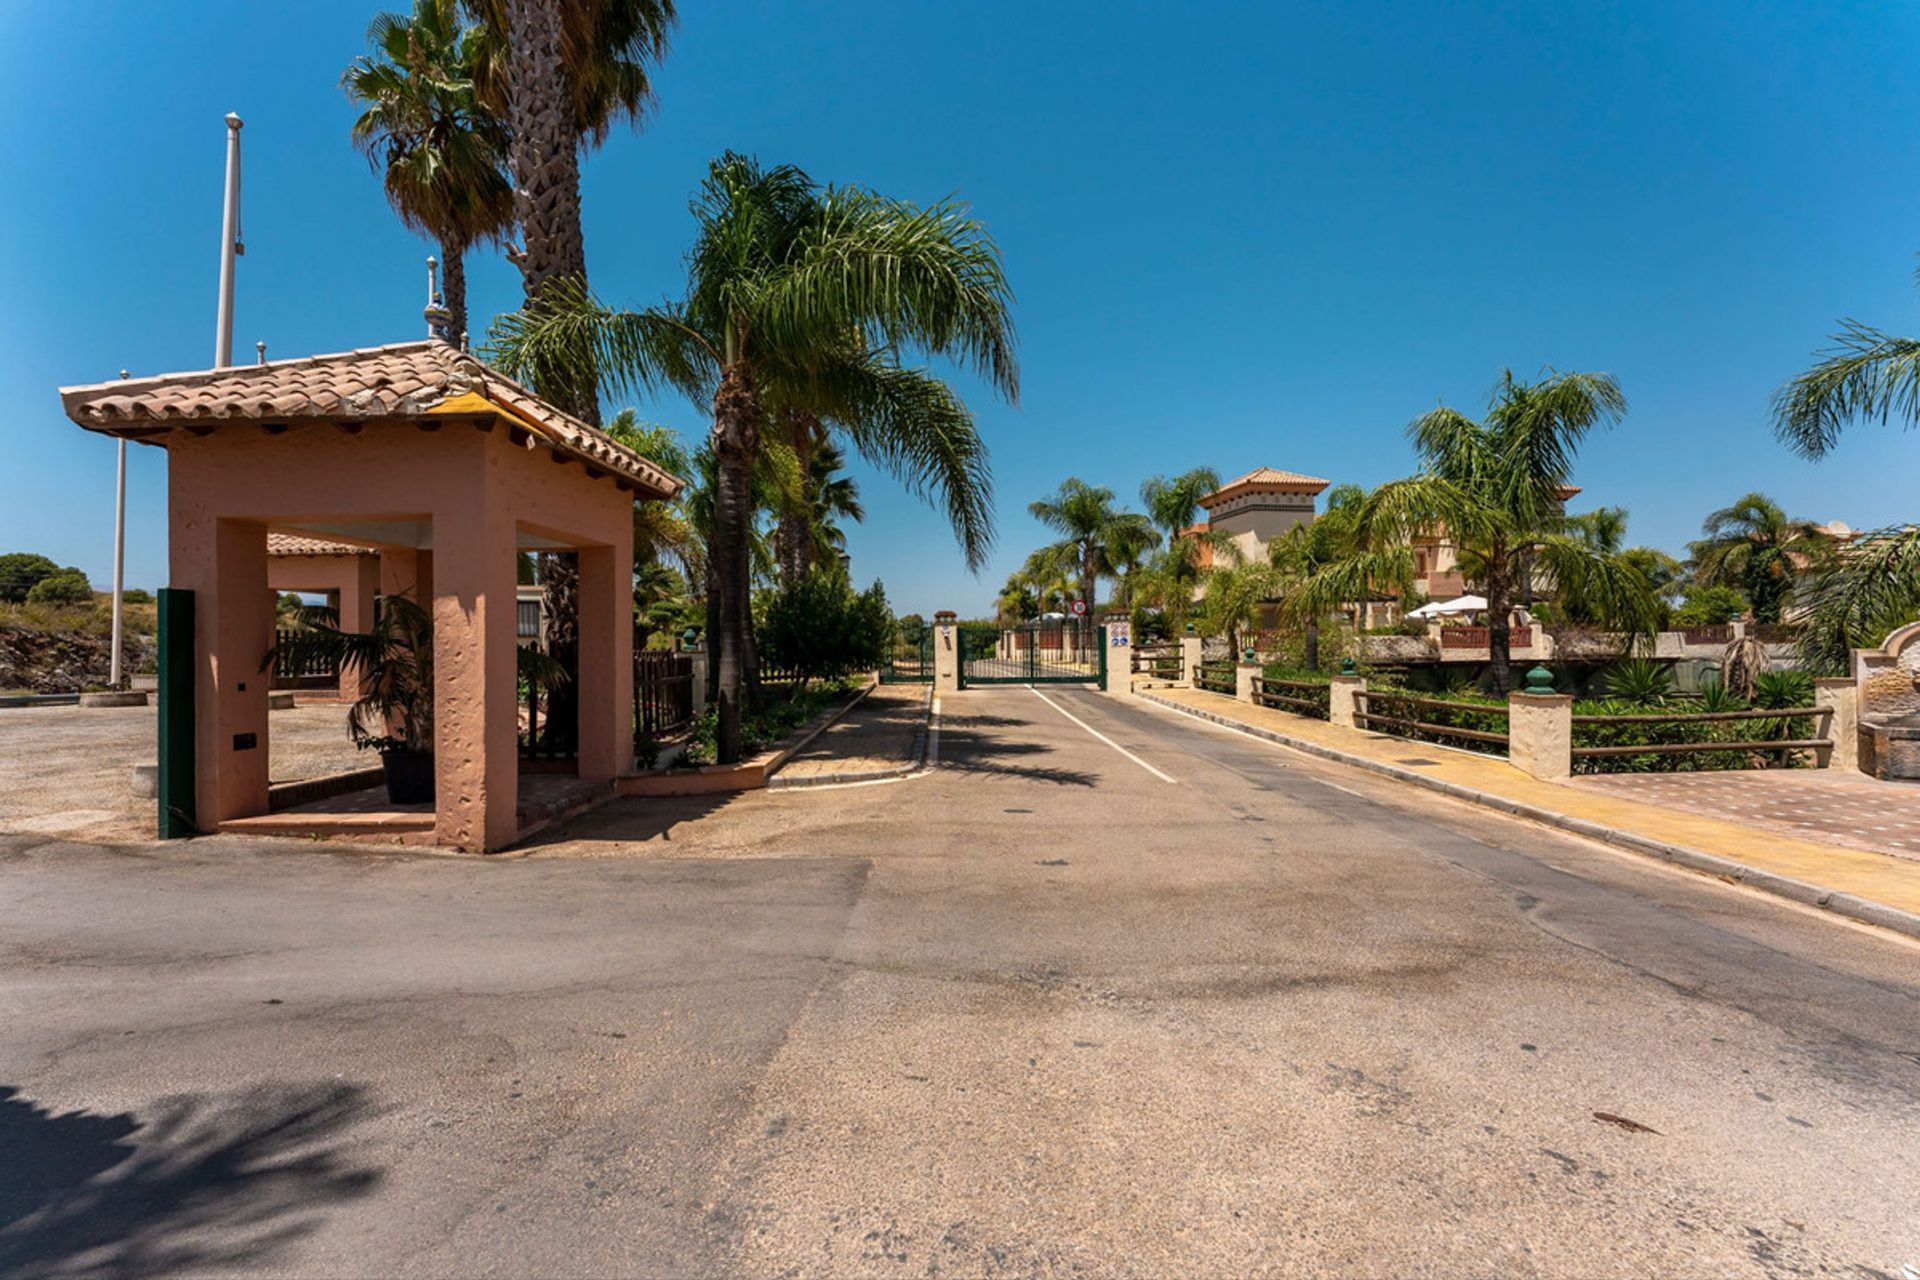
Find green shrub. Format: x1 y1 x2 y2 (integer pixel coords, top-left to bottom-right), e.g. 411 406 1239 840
0 552 60 603
120 588 153 604
760 568 891 685
1673 585 1747 627
25 569 93 605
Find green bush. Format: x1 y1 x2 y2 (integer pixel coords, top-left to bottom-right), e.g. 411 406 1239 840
760 568 892 685
120 588 153 604
25 569 93 605
0 552 60 603
1672 585 1747 627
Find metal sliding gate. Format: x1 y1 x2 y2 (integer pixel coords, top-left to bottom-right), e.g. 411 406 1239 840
880 626 935 684
961 618 1105 686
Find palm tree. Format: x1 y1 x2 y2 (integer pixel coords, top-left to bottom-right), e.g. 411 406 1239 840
1293 369 1659 693
471 0 676 418
344 0 513 341
1792 526 1920 674
1027 479 1158 614
1271 483 1369 670
1687 493 1827 625
602 409 698 579
1140 468 1221 539
1772 265 1920 458
490 153 1016 763
803 442 864 572
1199 561 1285 660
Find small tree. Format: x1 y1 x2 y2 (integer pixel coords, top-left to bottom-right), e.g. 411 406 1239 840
759 567 892 687
25 569 92 605
0 553 60 603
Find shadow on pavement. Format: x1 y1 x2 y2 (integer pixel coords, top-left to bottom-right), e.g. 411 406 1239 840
0 1081 381 1278
938 716 1098 787
514 788 738 850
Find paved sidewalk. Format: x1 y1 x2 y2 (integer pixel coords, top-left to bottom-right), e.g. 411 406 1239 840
1572 769 1920 862
1137 686 1920 931
768 683 931 787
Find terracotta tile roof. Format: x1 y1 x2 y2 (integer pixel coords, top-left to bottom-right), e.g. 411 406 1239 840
59 340 682 499
1201 466 1330 505
267 532 378 557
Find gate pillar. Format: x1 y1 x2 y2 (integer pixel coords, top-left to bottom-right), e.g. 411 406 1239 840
934 610 960 693
1102 612 1131 695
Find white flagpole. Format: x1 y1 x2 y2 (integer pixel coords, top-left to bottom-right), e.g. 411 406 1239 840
109 415 127 688
214 113 243 368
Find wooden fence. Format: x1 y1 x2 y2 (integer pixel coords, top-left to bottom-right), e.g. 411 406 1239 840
1195 660 1235 694
1570 705 1829 770
1354 688 1509 755
1252 676 1329 720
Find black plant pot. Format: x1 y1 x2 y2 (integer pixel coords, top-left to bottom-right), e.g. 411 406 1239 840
380 748 436 806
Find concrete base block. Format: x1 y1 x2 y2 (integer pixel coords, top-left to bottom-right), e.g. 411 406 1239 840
132 764 158 798
80 691 149 708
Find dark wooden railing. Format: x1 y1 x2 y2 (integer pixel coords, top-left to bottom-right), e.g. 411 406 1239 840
1438 625 1533 650
1253 676 1330 720
1571 705 1828 767
1354 688 1509 754
1133 646 1182 678
1195 660 1235 694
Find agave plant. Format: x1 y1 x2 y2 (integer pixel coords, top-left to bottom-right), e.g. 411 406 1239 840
1753 669 1814 710
1600 657 1674 705
1692 678 1744 714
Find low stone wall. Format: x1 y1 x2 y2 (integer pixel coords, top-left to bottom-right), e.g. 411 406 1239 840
0 627 155 694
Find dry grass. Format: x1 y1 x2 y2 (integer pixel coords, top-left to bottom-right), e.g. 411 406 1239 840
0 595 156 637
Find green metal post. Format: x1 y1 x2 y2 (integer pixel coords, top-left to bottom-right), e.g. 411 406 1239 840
156 587 196 838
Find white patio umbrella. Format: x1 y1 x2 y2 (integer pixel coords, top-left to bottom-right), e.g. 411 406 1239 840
1405 594 1487 618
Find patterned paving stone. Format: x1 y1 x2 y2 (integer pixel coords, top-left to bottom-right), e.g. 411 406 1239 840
1570 770 1920 861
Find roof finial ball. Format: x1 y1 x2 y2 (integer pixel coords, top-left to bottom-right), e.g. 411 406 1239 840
423 255 452 342
255 341 267 366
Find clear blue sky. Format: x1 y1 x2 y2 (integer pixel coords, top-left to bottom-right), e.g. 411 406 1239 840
3 1 1917 617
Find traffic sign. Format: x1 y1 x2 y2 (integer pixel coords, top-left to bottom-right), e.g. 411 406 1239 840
1070 599 1087 616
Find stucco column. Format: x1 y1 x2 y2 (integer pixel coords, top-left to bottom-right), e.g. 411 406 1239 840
431 509 519 851
340 554 381 700
1813 677 1858 772
575 543 633 780
934 610 960 693
1236 660 1260 703
1102 613 1131 694
1508 692 1573 781
1178 635 1202 688
380 547 431 605
192 519 272 824
1329 675 1365 729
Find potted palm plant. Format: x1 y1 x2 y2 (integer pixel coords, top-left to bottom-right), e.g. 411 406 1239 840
274 594 439 804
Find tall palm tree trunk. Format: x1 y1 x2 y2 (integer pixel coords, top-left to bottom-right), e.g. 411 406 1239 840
440 240 468 344
1304 620 1320 672
1485 565 1514 695
501 0 598 427
709 365 761 764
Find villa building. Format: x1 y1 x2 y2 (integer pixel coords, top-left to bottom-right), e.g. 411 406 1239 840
1177 467 1330 569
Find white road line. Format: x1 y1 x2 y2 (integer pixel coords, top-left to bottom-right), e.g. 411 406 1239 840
1024 686 1178 783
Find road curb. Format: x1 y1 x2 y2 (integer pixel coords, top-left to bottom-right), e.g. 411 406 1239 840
767 686 934 790
1136 691 1920 942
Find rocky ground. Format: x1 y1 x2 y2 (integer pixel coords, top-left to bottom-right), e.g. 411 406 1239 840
0 626 154 694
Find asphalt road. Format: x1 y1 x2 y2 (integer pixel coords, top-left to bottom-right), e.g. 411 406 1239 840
2 685 1917 1278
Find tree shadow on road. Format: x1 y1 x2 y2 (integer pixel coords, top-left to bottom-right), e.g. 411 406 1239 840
937 719 1098 787
0 1081 381 1279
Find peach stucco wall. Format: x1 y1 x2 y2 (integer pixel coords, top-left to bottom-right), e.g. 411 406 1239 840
167 417 633 851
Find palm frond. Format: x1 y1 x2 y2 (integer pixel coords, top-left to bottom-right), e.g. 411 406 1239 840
1771 321 1920 459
